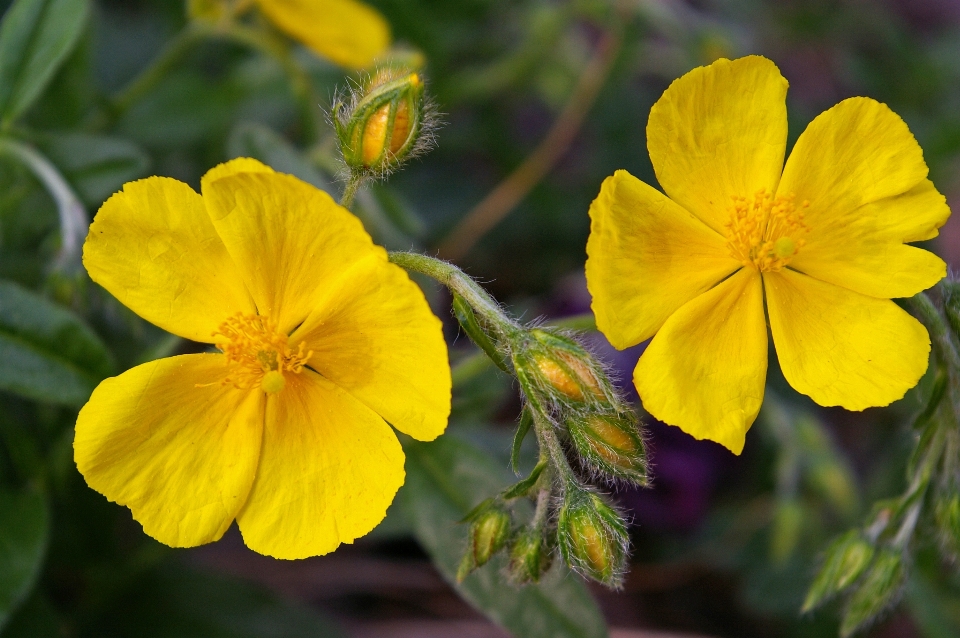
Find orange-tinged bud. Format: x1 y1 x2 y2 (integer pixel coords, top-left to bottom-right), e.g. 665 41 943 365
568 414 648 485
335 70 427 176
534 353 603 400
557 491 627 587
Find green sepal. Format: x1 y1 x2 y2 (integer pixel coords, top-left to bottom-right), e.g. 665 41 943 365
508 527 553 586
453 294 509 373
839 549 906 637
803 530 876 613
510 407 533 474
556 487 628 588
912 369 947 433
459 496 497 524
501 459 547 501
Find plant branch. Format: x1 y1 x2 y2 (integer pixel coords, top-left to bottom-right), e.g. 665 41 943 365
0 138 87 272
388 252 523 339
436 22 623 260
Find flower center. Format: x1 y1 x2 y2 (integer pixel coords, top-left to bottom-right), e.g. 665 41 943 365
725 190 809 272
212 313 312 394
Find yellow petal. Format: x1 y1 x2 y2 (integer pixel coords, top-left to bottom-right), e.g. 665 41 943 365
634 268 767 455
291 253 451 441
74 354 263 547
780 97 947 298
256 0 390 69
201 157 274 191
788 181 948 299
585 170 741 349
202 171 381 334
764 269 930 410
646 56 788 234
236 370 405 559
83 177 255 342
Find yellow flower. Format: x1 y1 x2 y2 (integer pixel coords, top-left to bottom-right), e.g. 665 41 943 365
586 56 950 455
75 158 451 558
256 0 390 69
190 0 391 69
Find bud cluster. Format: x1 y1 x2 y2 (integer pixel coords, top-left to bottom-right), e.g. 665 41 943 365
385 253 648 590
452 317 647 588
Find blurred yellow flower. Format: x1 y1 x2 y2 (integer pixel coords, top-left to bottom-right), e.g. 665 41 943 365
75 158 450 558
190 0 391 69
256 0 390 69
586 56 949 454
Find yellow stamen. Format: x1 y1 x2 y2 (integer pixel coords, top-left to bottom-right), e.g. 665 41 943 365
725 189 809 272
209 313 312 392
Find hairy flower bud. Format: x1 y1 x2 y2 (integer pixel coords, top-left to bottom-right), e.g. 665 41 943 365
334 69 428 176
803 530 876 612
524 329 607 403
567 414 648 485
508 527 552 585
457 504 511 581
840 548 905 637
557 490 628 587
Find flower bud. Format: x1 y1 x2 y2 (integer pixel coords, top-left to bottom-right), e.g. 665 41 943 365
557 490 628 587
567 414 647 485
803 530 875 612
840 549 905 637
457 505 511 581
526 329 606 402
508 527 552 585
335 70 426 176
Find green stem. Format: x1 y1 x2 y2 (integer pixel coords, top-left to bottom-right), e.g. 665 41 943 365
388 252 524 340
339 174 364 210
909 292 960 371
0 138 87 272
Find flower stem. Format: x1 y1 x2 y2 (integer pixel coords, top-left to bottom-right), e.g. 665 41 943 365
388 252 524 340
435 19 624 260
339 174 364 210
0 138 87 272
908 292 960 371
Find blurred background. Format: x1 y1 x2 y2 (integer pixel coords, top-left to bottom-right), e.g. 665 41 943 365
2 0 960 637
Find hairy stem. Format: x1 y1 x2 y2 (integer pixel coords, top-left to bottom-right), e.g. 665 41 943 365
339 174 364 210
388 251 523 339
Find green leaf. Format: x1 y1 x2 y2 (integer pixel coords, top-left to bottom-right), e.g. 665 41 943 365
0 0 90 124
81 566 348 638
37 133 149 206
404 433 609 638
0 279 112 405
0 487 50 632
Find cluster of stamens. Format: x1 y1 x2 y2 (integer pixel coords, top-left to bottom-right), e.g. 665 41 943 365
211 313 312 393
725 189 809 272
